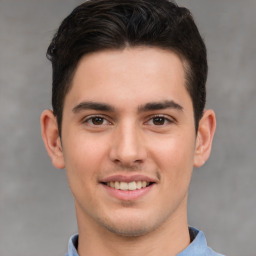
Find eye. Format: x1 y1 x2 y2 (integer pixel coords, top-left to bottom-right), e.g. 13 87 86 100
146 115 173 126
152 116 167 125
83 115 111 126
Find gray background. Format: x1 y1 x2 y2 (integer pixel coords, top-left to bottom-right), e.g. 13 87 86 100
0 0 255 255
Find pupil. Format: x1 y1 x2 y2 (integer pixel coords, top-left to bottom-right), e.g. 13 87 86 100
153 117 165 125
92 117 103 125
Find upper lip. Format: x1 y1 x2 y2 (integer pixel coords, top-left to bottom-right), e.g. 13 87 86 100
100 174 158 183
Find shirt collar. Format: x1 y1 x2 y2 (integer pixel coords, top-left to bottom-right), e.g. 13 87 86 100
66 227 223 256
66 234 79 256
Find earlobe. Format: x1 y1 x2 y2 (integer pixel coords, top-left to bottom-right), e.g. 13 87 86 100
40 109 65 169
194 109 216 168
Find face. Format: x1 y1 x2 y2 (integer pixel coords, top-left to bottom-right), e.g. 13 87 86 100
59 47 200 236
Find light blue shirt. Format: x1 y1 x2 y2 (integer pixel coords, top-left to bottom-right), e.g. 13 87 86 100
66 227 224 256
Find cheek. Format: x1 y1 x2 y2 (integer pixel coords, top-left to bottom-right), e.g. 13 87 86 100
64 132 108 165
149 133 196 177
61 136 108 208
62 134 109 188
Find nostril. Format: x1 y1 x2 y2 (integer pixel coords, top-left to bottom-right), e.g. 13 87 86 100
113 159 121 164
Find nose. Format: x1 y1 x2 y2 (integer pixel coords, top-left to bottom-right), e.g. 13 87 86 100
109 122 147 167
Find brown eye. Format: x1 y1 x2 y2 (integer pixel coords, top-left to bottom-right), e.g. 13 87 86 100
83 115 110 126
91 116 104 125
152 116 166 125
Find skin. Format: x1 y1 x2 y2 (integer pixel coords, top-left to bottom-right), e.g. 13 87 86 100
41 47 216 256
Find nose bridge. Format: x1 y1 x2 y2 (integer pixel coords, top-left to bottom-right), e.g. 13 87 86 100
110 119 147 165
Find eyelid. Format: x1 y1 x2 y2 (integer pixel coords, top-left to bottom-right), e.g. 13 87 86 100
82 114 113 125
144 114 176 125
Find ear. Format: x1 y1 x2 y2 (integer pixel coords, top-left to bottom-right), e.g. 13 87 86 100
194 109 216 167
40 109 65 169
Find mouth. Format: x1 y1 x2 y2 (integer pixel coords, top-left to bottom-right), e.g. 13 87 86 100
100 175 157 200
103 181 153 191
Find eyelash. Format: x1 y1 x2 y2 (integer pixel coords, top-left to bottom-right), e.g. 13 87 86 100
83 114 174 127
83 115 112 126
145 115 175 126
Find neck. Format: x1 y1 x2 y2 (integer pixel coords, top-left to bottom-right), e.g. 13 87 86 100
76 202 190 256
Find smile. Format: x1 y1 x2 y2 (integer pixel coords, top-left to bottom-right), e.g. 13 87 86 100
106 181 150 191
101 175 156 200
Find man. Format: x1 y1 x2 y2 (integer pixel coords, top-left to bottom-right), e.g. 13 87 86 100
41 0 224 255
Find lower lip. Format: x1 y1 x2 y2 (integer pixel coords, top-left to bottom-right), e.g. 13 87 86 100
102 184 154 201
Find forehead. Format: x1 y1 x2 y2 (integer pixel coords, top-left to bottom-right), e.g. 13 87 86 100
64 46 192 111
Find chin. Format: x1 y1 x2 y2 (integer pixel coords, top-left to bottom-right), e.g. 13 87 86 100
98 212 162 237
104 222 152 237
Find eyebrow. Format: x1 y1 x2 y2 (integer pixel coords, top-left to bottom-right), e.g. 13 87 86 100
72 100 183 114
72 101 115 113
138 100 183 112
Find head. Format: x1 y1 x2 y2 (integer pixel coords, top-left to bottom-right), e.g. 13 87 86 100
41 0 216 248
47 0 207 136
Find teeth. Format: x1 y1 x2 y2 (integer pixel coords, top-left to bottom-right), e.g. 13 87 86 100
128 181 136 190
137 181 142 189
114 181 120 189
120 182 128 190
106 181 150 190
